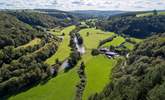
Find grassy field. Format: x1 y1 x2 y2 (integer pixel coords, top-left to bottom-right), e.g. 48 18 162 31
130 37 142 43
15 38 41 49
136 11 165 17
9 69 79 100
123 42 134 50
79 28 114 49
78 28 119 99
159 12 165 15
136 12 153 17
124 38 142 50
102 36 125 47
82 55 117 100
45 25 76 65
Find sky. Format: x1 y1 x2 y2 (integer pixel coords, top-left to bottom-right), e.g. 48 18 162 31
0 0 165 11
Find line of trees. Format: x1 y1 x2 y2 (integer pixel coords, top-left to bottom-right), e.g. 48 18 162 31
75 33 84 45
98 35 116 47
65 27 82 71
76 62 86 100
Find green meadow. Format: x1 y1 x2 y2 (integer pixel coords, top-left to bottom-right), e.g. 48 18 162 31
82 55 117 100
15 38 41 50
79 28 114 49
123 42 134 50
102 36 125 47
9 69 79 100
136 11 165 17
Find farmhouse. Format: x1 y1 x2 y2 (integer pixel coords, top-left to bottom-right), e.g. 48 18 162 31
105 51 119 58
100 48 109 52
99 48 119 58
105 51 118 56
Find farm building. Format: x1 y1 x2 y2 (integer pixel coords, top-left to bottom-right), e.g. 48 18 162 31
105 51 118 56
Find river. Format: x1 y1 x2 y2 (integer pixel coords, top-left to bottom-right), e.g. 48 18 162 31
59 35 85 70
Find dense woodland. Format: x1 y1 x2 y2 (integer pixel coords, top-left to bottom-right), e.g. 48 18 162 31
0 12 60 98
7 11 62 28
89 33 165 100
0 12 44 49
96 15 165 38
6 10 80 29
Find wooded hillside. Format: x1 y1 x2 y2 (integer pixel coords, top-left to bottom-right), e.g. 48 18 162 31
89 33 165 100
0 12 60 98
96 15 165 38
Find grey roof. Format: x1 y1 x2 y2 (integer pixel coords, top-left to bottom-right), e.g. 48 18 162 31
105 51 118 55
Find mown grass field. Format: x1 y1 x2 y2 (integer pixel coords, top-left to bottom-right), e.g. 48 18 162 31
9 69 79 100
159 12 165 15
45 25 76 65
130 37 142 43
136 11 165 17
102 36 125 47
82 55 117 100
136 12 153 17
79 28 114 49
123 42 134 50
15 38 41 49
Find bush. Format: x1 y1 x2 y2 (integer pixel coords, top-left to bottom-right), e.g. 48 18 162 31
91 49 100 56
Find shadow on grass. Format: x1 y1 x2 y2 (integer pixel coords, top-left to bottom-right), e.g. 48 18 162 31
40 74 57 85
1 81 40 100
1 76 56 100
64 67 74 73
1 65 72 100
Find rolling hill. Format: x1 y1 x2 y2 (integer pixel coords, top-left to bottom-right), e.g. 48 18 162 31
0 9 165 100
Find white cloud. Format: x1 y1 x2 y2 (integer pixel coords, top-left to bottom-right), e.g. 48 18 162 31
0 0 165 11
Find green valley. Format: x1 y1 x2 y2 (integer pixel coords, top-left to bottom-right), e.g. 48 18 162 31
0 7 164 100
